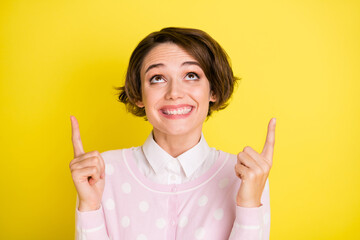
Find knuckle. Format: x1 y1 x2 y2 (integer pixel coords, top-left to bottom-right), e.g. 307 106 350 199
262 158 272 169
69 157 78 168
234 164 242 177
91 166 98 174
254 168 263 176
247 170 256 180
69 160 74 169
69 162 78 172
237 152 244 158
90 156 99 165
262 165 269 174
98 155 104 164
243 146 252 152
88 150 99 156
263 162 271 172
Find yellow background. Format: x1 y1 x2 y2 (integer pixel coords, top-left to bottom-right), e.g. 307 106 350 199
1 0 359 239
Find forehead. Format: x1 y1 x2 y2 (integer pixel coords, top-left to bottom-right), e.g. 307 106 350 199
141 43 197 72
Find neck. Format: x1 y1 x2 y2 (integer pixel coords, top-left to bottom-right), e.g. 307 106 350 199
152 128 202 158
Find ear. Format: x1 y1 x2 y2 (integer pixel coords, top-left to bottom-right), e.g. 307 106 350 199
136 100 144 108
210 91 217 103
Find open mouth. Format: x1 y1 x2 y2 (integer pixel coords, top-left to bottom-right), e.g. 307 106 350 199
159 105 194 119
161 106 193 115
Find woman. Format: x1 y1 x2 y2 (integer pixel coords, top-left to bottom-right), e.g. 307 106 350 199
70 27 276 240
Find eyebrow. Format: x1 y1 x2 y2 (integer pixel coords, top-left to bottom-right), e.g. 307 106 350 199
144 61 201 74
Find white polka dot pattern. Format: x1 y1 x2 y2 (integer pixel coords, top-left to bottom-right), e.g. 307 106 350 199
105 198 115 210
139 201 149 212
74 149 270 239
198 195 208 207
121 216 130 228
178 216 188 228
195 227 206 239
121 182 131 194
156 218 166 229
136 234 147 240
213 208 224 220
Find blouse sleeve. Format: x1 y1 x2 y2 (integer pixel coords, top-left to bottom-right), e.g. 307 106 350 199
74 195 110 240
228 178 271 240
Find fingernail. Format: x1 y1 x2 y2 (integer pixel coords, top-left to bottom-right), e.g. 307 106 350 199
273 118 276 124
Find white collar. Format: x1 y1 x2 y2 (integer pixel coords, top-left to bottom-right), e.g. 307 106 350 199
141 131 211 178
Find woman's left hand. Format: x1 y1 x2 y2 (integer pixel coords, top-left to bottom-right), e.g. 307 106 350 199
235 118 276 207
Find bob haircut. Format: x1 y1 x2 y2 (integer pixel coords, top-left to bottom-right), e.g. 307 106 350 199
115 27 240 118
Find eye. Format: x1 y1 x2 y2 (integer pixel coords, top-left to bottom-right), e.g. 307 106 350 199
150 75 166 84
184 72 200 81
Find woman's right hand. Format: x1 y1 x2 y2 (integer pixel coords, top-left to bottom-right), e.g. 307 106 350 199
69 116 105 212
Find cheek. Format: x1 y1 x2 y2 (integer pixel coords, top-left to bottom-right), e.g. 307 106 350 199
191 87 211 103
142 89 160 109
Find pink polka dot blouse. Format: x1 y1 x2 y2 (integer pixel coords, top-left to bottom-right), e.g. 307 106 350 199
75 148 270 239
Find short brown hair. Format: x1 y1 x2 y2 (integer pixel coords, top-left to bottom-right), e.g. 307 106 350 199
115 27 240 118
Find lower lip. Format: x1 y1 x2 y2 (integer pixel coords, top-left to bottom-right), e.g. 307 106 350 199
159 107 194 119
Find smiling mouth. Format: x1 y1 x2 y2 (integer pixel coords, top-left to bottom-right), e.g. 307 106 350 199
161 106 193 115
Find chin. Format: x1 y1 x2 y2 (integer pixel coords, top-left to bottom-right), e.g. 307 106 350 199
160 126 193 136
148 113 205 137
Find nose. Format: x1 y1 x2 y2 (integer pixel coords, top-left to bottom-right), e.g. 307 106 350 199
165 79 184 100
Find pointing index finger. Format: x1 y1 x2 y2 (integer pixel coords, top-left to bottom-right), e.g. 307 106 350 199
261 118 276 162
70 115 85 157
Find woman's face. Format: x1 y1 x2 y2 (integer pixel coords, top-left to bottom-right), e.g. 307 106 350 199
137 42 216 138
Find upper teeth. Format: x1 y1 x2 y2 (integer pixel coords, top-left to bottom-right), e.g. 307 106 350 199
163 107 192 115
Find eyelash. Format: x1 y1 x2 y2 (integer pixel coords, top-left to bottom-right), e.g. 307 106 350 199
149 72 200 83
186 72 200 80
